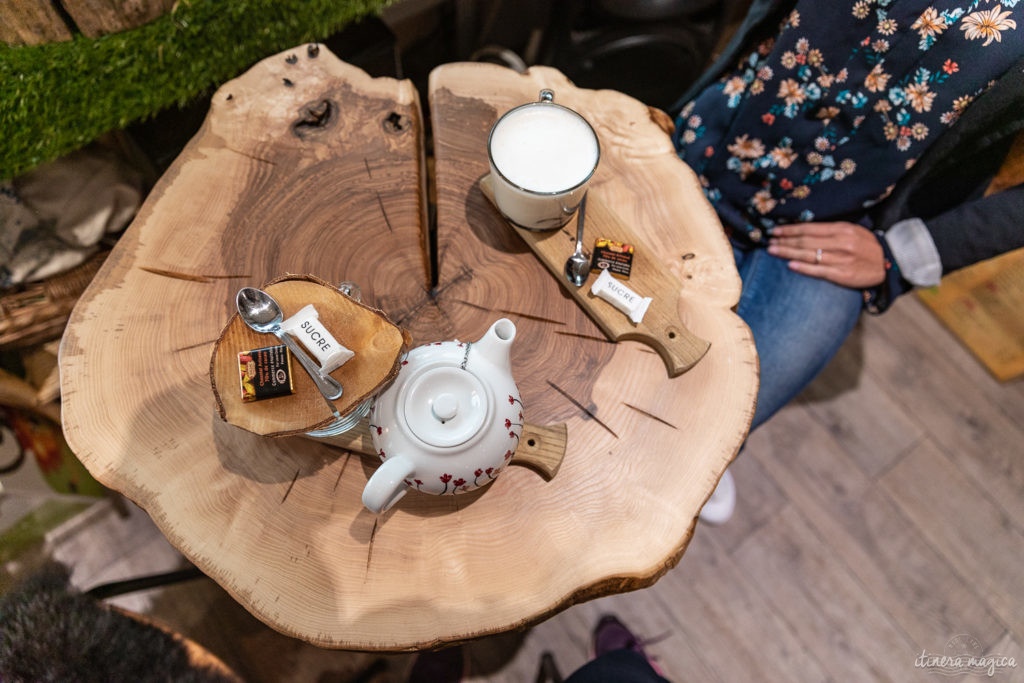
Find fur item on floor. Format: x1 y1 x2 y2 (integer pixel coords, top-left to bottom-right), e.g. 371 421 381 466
0 562 235 682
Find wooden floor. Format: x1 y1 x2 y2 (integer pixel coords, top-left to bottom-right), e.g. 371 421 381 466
42 294 1024 682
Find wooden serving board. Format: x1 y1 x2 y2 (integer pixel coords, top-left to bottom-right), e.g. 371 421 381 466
307 420 568 480
481 175 710 377
210 275 408 437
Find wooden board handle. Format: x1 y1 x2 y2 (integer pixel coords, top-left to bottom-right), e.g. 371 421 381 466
305 420 567 481
614 300 713 378
479 175 710 377
509 422 567 480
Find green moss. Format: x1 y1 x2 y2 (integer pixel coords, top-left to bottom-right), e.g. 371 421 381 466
0 0 393 180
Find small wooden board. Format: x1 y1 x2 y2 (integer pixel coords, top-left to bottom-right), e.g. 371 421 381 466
480 175 710 377
210 275 407 436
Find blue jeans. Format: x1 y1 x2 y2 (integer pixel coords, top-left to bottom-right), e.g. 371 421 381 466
733 242 863 432
565 649 671 682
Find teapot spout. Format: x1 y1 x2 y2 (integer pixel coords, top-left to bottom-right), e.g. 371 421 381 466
473 318 516 372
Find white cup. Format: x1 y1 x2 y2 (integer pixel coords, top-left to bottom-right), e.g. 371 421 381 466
487 90 600 231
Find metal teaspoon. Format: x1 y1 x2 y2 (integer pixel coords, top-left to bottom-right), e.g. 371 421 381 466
563 192 590 287
235 287 344 401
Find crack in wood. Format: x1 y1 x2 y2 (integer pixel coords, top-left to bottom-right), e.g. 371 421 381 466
491 309 565 325
223 145 277 165
366 518 379 573
363 158 373 178
554 330 613 343
174 338 217 353
449 298 566 326
391 268 474 327
390 291 427 327
449 298 491 314
546 380 618 438
454 301 565 327
139 267 250 283
396 292 458 336
623 402 678 429
438 242 450 271
432 266 474 299
376 192 393 232
139 267 210 282
496 309 566 326
281 468 300 503
333 452 353 491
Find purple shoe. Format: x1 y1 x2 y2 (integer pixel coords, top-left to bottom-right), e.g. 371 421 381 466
592 615 666 676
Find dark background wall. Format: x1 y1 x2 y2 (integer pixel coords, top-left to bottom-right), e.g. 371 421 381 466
129 0 744 173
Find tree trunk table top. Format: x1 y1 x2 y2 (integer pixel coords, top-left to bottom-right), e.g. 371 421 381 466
59 45 758 651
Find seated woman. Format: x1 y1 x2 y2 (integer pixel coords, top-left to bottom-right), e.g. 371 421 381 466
678 0 1024 523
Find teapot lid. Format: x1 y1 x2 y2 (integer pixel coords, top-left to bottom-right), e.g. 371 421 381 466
399 365 488 448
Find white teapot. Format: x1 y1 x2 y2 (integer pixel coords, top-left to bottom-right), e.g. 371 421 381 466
362 319 523 513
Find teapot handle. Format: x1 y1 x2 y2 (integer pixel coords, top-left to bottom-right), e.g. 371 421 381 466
362 455 415 514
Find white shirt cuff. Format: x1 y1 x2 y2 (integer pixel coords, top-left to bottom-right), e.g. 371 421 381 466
885 218 942 287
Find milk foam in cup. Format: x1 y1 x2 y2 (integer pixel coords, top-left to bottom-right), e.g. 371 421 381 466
487 90 600 230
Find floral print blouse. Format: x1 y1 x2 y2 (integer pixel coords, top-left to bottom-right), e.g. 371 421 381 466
674 0 1024 243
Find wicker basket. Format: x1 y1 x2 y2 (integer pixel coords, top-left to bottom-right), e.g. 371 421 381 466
0 251 109 350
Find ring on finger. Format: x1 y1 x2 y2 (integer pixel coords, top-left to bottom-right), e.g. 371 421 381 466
815 248 823 264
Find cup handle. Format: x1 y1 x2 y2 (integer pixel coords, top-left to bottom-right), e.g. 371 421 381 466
362 455 415 514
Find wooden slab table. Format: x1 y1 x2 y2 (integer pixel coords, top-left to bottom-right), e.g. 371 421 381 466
59 45 758 650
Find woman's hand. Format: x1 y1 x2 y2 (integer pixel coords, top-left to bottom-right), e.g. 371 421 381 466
768 221 886 288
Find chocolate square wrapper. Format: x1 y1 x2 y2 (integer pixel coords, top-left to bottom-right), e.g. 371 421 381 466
590 238 634 280
239 345 295 402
